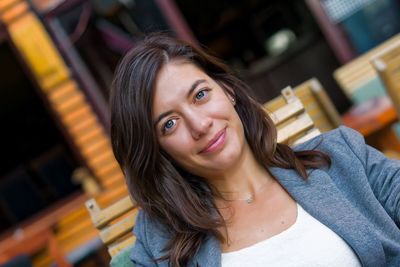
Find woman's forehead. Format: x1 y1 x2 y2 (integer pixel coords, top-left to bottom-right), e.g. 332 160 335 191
157 61 205 81
154 62 209 97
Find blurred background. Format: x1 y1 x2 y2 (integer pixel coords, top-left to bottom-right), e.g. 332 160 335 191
1 0 400 266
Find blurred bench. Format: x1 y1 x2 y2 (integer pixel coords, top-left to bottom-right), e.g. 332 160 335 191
334 34 400 104
371 39 400 159
372 39 400 119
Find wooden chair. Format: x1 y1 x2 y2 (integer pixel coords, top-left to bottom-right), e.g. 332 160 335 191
266 86 322 146
371 41 400 160
372 43 400 118
85 87 322 264
265 78 341 133
85 195 137 258
334 34 400 104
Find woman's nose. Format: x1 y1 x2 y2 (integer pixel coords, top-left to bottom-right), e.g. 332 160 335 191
187 112 213 140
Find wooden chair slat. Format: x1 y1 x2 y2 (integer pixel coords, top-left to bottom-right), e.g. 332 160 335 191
292 128 321 146
99 211 138 245
108 235 137 257
308 79 342 127
268 99 304 125
86 196 135 228
277 113 314 144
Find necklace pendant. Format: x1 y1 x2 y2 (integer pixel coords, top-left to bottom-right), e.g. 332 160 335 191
246 196 254 204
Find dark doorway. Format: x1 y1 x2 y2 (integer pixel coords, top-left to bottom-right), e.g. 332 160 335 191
0 40 82 233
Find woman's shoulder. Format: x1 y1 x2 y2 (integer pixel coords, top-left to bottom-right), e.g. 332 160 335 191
133 209 171 245
130 209 171 264
131 209 220 266
322 125 364 144
295 126 366 153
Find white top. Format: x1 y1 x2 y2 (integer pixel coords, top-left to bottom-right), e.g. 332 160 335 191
221 204 361 267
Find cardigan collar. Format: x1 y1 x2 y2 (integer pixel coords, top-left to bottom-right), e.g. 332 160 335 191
195 166 386 267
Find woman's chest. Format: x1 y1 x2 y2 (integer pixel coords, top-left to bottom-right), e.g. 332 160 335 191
220 188 297 252
221 204 361 267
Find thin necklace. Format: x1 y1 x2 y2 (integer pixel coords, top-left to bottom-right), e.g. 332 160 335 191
222 180 271 204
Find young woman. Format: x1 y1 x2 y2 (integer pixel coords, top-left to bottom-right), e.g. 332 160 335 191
110 33 400 267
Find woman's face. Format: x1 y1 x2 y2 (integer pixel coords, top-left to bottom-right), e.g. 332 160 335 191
152 61 248 178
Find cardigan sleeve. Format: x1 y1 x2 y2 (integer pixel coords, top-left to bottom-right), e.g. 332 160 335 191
130 210 158 266
339 126 400 226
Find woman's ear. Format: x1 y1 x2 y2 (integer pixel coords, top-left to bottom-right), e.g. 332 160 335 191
216 80 236 104
229 95 236 105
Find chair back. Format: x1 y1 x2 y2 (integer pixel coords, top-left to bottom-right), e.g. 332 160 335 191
334 34 400 103
265 78 341 133
86 86 321 257
85 196 137 257
372 43 400 118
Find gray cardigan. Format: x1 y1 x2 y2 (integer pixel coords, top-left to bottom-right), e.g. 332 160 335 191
130 126 400 266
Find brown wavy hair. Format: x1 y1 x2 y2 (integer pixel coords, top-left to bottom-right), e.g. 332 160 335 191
110 33 330 266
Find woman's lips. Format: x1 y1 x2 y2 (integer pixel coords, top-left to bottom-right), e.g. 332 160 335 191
200 129 226 154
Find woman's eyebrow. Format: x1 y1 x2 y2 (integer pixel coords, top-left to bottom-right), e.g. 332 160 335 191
154 110 173 127
186 79 207 99
153 79 207 126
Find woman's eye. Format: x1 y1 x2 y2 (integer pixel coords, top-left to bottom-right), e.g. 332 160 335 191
162 119 176 133
194 89 209 101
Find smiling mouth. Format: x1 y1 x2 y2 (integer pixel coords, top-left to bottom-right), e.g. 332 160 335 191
200 128 227 154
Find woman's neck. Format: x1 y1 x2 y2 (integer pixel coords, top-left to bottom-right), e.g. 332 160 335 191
209 145 275 202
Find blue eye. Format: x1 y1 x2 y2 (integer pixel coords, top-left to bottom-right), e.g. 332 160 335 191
195 89 208 101
163 119 176 132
